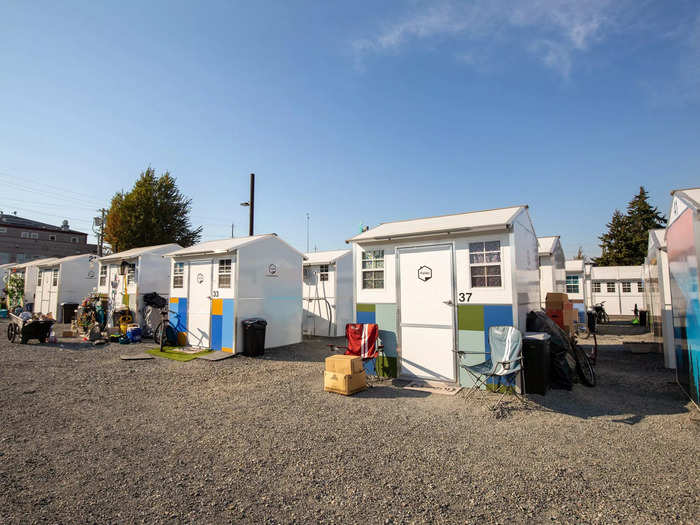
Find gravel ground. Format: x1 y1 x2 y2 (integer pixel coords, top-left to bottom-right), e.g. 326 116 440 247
0 319 698 524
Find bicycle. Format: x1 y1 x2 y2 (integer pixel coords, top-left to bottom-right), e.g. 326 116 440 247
593 301 609 324
570 334 596 387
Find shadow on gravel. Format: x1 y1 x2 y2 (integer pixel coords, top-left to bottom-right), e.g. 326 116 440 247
527 343 690 422
262 337 346 364
354 385 431 399
596 321 650 336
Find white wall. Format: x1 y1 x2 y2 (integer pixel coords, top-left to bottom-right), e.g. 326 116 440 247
589 266 645 316
511 212 540 330
302 252 353 337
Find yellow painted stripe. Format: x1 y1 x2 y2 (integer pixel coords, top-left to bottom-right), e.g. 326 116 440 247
221 347 233 353
170 297 178 304
211 298 223 315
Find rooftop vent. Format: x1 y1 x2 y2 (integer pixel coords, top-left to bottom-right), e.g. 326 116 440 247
61 220 70 230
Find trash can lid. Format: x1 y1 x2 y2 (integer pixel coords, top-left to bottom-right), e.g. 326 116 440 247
524 332 551 340
242 317 267 326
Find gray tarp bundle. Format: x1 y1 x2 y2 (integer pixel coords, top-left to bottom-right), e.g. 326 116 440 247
526 310 576 390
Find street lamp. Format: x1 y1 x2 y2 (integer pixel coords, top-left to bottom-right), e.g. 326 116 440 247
240 173 255 236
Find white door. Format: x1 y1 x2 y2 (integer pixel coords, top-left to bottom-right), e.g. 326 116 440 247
48 269 59 319
187 260 211 348
398 244 456 381
40 270 51 313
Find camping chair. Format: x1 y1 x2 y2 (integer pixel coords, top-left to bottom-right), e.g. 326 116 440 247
329 323 383 381
457 325 526 409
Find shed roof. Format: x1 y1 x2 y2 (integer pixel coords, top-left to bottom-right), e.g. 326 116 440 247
346 206 527 243
671 187 700 209
303 249 350 265
12 257 59 270
537 236 559 256
168 234 306 259
38 253 96 268
99 243 181 263
649 229 666 250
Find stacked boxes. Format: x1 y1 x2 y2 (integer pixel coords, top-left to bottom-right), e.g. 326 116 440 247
324 355 367 395
545 293 576 335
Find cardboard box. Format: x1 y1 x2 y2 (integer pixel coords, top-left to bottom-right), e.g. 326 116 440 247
325 355 363 375
546 292 570 310
324 370 367 395
61 330 74 338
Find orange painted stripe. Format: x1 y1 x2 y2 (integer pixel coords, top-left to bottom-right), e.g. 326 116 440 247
211 298 223 316
170 297 178 303
221 347 233 353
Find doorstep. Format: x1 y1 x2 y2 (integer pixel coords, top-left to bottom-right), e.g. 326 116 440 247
391 378 462 396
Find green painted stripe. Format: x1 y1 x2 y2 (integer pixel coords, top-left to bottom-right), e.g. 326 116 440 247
356 303 376 313
457 304 484 331
376 355 398 378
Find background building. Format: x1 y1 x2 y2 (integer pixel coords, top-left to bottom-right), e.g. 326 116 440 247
0 212 96 264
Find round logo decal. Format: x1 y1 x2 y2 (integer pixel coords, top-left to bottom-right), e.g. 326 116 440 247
268 264 277 275
197 273 205 284
418 265 433 282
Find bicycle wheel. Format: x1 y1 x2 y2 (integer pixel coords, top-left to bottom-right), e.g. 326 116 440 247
573 344 596 387
7 323 18 343
153 322 163 344
577 324 590 340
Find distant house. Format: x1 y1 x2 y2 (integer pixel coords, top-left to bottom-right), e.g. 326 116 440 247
537 236 566 307
0 212 96 264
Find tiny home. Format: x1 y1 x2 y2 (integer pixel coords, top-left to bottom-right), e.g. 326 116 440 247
11 257 58 309
588 266 645 316
564 259 587 306
665 187 700 406
644 229 674 369
347 206 539 386
537 236 566 308
34 254 98 321
168 234 304 352
97 243 181 331
302 249 352 337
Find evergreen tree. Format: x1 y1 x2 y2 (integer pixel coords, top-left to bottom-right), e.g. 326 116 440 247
594 210 635 266
105 168 202 253
625 186 667 264
574 246 585 260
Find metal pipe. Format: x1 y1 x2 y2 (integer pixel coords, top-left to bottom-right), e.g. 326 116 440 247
249 173 255 236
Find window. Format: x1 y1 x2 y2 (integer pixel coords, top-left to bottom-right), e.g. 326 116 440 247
566 275 579 294
622 282 631 293
16 253 26 263
469 241 501 287
0 227 6 233
52 269 58 286
362 250 384 289
218 259 232 288
49 234 56 241
30 232 38 239
607 282 616 293
70 236 79 243
99 265 107 286
126 263 136 285
21 231 30 238
593 282 601 293
173 262 184 288
37 271 42 287
319 264 329 282
637 281 644 292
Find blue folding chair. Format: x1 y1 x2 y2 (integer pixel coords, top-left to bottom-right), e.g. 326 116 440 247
457 326 527 408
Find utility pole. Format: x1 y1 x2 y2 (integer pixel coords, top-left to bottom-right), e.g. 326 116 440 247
306 213 310 253
231 223 235 238
95 208 107 257
240 173 255 236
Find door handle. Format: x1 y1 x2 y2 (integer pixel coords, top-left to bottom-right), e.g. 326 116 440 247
443 300 454 306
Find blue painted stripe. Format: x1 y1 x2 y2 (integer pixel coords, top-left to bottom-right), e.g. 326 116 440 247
222 299 234 350
357 311 376 324
177 297 188 333
211 315 222 350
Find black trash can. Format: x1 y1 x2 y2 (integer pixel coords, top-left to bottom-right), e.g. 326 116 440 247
242 318 267 356
522 332 551 395
639 310 647 327
61 303 79 324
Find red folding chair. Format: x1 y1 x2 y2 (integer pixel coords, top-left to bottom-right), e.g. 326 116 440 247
329 323 383 380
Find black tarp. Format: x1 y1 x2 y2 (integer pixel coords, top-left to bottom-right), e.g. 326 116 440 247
526 310 576 390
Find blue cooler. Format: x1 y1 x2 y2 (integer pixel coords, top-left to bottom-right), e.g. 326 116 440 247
126 325 142 343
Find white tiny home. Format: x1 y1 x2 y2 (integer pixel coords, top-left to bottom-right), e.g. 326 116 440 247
168 234 304 353
302 249 353 337
588 265 646 316
97 243 181 331
564 259 587 306
537 236 566 307
347 205 539 386
645 229 674 368
34 254 98 321
11 257 58 309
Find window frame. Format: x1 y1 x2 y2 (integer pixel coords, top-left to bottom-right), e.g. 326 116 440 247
469 240 502 288
592 282 601 293
99 265 107 286
21 231 30 239
0 227 6 233
172 262 184 289
49 234 56 241
70 236 79 243
218 259 232 288
621 281 631 293
125 263 136 285
565 275 580 294
319 264 329 282
637 281 644 292
606 282 616 293
52 268 59 286
37 271 42 287
361 249 385 289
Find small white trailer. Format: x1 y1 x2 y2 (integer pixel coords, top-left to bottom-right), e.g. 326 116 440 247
10 257 59 310
564 259 587 305
168 234 304 352
537 236 566 307
34 254 98 321
302 249 352 337
347 205 539 386
588 265 645 316
97 243 181 332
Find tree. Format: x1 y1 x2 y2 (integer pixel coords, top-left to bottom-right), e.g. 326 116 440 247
574 246 585 260
594 186 667 266
595 210 635 266
105 168 202 253
625 186 667 264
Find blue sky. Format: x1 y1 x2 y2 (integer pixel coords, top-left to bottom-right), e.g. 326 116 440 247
1 0 698 257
